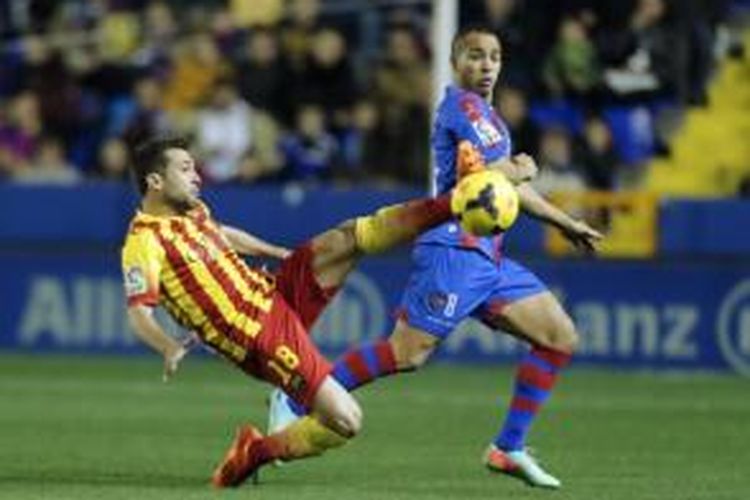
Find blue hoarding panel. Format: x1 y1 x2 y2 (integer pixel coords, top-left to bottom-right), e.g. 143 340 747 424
660 199 750 256
2 249 749 375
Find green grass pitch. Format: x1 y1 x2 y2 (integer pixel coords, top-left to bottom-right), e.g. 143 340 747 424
0 353 748 500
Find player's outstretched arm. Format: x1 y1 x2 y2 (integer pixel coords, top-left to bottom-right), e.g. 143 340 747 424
221 224 291 259
515 183 604 253
127 304 190 381
487 153 538 185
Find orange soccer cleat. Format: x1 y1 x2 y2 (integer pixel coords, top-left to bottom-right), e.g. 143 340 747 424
212 425 267 488
456 140 487 180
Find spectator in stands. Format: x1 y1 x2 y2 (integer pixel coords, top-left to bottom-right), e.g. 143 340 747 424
195 79 254 183
674 0 732 105
496 86 540 157
210 6 244 55
0 105 20 178
280 104 339 182
133 1 178 73
575 116 621 190
13 135 81 185
93 137 130 181
374 25 431 117
0 37 28 98
289 28 358 126
19 36 83 144
162 32 231 114
233 149 283 184
542 16 601 100
534 127 586 194
236 27 288 122
0 90 43 177
280 0 322 72
337 99 386 182
250 109 285 179
598 0 683 102
231 0 285 28
118 76 171 147
78 7 147 102
371 24 430 185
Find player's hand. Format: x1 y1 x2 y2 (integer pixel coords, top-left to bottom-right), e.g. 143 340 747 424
510 154 538 183
162 335 198 382
560 219 604 254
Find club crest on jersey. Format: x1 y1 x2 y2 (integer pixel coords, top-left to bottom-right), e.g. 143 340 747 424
124 266 147 296
472 118 503 147
426 292 448 314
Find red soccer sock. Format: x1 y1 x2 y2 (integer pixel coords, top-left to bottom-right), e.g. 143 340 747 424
331 340 400 391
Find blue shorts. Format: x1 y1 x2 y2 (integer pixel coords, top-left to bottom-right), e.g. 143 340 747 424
398 244 547 339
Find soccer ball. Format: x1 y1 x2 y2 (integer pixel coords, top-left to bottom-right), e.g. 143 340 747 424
451 170 520 236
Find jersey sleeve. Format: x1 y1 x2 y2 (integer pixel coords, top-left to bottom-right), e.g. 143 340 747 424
121 228 164 307
447 94 508 164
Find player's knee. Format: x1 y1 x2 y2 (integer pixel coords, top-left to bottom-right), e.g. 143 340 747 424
541 315 579 353
397 347 431 370
564 326 580 353
347 403 363 435
389 337 433 371
558 314 580 352
330 401 363 438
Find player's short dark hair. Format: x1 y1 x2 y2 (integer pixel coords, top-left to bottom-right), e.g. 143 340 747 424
450 25 501 65
130 136 189 195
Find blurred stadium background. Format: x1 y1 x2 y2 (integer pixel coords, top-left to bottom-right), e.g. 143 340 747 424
1 0 749 498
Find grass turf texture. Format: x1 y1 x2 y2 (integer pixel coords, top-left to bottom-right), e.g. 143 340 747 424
0 353 748 500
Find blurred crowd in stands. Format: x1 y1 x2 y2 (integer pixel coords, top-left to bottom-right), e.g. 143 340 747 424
0 0 745 192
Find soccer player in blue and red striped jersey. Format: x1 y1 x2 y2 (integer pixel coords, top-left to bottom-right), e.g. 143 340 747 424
269 26 604 489
121 137 461 488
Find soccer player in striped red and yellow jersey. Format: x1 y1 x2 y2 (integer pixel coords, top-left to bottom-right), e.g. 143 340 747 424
121 137 457 488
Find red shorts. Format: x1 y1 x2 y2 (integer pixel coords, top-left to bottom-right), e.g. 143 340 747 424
240 244 337 409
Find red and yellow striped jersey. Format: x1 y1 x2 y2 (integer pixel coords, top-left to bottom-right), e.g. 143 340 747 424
121 202 276 361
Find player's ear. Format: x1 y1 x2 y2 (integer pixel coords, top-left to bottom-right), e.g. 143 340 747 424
450 46 461 69
146 172 163 192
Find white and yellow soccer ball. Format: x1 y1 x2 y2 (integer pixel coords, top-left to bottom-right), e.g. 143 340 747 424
451 170 520 236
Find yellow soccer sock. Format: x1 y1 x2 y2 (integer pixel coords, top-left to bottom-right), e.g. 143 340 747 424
265 416 348 461
354 194 452 254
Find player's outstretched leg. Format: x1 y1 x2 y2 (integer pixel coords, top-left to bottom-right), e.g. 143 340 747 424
352 141 491 256
353 195 452 255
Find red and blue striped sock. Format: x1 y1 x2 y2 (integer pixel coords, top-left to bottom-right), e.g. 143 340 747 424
286 340 400 416
331 340 399 391
494 346 571 451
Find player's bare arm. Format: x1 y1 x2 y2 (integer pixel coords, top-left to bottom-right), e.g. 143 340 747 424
515 183 604 252
127 304 190 381
220 224 291 259
487 153 538 184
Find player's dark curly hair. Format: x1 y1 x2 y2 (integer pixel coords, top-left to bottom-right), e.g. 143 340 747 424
450 25 501 65
130 136 189 195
